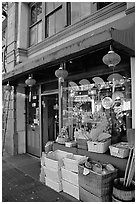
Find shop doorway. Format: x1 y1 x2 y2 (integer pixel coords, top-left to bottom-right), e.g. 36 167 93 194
41 93 58 151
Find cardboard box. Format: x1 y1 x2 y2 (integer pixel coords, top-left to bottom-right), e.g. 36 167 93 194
45 166 62 182
63 154 87 173
62 179 79 200
79 186 110 202
61 166 78 186
44 150 73 169
45 177 62 192
78 164 117 197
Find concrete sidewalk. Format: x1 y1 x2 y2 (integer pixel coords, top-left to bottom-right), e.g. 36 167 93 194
2 152 79 202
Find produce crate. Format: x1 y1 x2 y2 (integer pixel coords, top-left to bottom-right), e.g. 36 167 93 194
109 142 130 158
79 186 111 202
87 139 111 153
61 166 78 186
62 179 79 200
45 177 62 192
78 163 117 197
77 139 88 150
63 155 87 173
44 150 73 169
45 166 62 182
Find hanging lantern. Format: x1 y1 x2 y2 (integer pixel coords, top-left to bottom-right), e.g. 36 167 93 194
55 65 68 82
5 81 12 92
25 75 36 102
102 45 121 67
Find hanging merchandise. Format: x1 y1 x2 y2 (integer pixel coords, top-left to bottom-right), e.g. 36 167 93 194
25 74 36 102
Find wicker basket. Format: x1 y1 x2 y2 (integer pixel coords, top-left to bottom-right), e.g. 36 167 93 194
109 142 130 158
78 163 117 197
87 139 111 153
112 178 135 201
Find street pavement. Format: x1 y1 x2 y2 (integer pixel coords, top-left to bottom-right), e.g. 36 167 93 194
2 153 78 202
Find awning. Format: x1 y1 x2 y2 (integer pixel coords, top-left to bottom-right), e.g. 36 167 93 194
2 24 135 84
111 25 135 52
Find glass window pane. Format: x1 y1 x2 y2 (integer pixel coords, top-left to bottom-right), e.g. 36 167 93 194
30 26 37 46
55 9 65 33
80 3 91 19
48 14 55 36
37 2 42 21
31 5 37 24
71 3 81 24
71 2 91 24
46 2 54 14
37 21 42 43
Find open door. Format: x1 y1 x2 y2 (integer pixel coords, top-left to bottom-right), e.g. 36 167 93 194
41 94 58 151
26 87 40 157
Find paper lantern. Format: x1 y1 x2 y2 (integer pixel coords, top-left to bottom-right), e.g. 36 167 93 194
55 66 68 81
25 75 36 102
5 82 12 92
25 75 36 87
102 46 121 67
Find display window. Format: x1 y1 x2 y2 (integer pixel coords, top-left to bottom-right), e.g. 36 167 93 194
62 72 132 144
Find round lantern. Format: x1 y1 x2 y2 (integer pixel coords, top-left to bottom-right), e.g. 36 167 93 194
5 82 12 92
25 75 36 102
55 66 68 82
25 75 36 87
102 46 121 67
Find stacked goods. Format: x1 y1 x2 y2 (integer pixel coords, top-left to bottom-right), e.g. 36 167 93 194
61 154 87 200
44 150 73 192
56 126 69 144
78 159 117 202
39 152 47 183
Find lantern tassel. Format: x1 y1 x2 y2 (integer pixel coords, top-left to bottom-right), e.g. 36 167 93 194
29 87 32 102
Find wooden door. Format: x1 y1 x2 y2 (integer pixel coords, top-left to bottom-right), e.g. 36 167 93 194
26 88 40 157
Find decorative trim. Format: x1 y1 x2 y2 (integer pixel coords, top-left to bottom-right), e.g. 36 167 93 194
125 6 135 15
15 48 28 57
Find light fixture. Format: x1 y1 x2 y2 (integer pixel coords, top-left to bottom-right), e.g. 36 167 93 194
102 45 121 67
5 81 12 92
55 64 68 82
25 74 36 102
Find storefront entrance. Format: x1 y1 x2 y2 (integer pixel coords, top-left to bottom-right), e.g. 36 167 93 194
41 93 58 151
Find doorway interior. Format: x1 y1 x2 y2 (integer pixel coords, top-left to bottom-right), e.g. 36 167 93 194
41 93 58 151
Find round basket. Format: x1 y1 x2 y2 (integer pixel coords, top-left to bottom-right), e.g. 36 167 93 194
112 178 135 202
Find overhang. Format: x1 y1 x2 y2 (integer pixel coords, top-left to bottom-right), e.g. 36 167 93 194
2 24 135 85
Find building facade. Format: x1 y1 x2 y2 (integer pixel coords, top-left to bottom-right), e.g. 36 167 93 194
2 2 135 157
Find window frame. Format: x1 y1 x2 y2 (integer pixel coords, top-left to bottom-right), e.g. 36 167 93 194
29 2 43 47
45 2 65 38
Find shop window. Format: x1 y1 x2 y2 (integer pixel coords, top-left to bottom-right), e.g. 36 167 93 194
45 2 65 37
30 2 42 46
62 73 132 144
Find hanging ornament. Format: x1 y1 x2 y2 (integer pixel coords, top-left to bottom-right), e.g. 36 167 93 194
25 75 36 102
102 45 121 67
5 81 12 92
55 65 68 82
